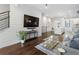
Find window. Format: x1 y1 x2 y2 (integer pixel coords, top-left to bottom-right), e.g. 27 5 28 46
0 11 9 30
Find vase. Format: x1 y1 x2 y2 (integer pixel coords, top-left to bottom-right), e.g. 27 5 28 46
20 40 24 43
20 40 24 47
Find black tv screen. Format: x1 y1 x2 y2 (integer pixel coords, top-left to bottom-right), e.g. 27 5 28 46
24 15 39 27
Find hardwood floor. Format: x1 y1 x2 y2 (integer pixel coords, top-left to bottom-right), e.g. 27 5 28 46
0 37 46 55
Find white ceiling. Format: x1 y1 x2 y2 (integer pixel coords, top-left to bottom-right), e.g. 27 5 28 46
19 4 79 18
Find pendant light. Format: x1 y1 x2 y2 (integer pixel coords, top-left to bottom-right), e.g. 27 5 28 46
45 4 48 8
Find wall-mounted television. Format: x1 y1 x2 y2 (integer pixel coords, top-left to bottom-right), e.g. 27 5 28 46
24 14 39 27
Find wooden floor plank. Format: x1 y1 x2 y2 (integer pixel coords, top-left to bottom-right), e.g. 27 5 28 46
0 37 46 55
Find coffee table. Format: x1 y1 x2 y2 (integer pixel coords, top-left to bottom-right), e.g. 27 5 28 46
35 42 79 55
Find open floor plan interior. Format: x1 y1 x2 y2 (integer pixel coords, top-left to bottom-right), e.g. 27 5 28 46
0 4 79 55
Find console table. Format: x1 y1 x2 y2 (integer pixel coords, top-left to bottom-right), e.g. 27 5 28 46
26 30 38 40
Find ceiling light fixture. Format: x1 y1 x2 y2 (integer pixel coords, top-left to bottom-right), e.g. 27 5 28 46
45 4 48 8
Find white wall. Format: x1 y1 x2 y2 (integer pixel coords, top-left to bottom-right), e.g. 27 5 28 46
0 5 20 48
16 5 42 36
0 4 9 13
42 16 52 33
0 4 42 48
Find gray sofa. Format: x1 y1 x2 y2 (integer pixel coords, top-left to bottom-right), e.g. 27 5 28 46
70 33 79 50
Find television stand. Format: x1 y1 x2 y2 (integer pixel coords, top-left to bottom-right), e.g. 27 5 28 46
26 30 38 40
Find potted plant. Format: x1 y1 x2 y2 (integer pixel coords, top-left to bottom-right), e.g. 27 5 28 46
18 31 27 47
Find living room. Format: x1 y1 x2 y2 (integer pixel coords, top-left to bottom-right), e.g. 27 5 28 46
0 4 79 55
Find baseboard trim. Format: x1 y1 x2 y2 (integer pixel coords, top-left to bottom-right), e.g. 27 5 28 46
0 41 20 48
0 36 42 48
